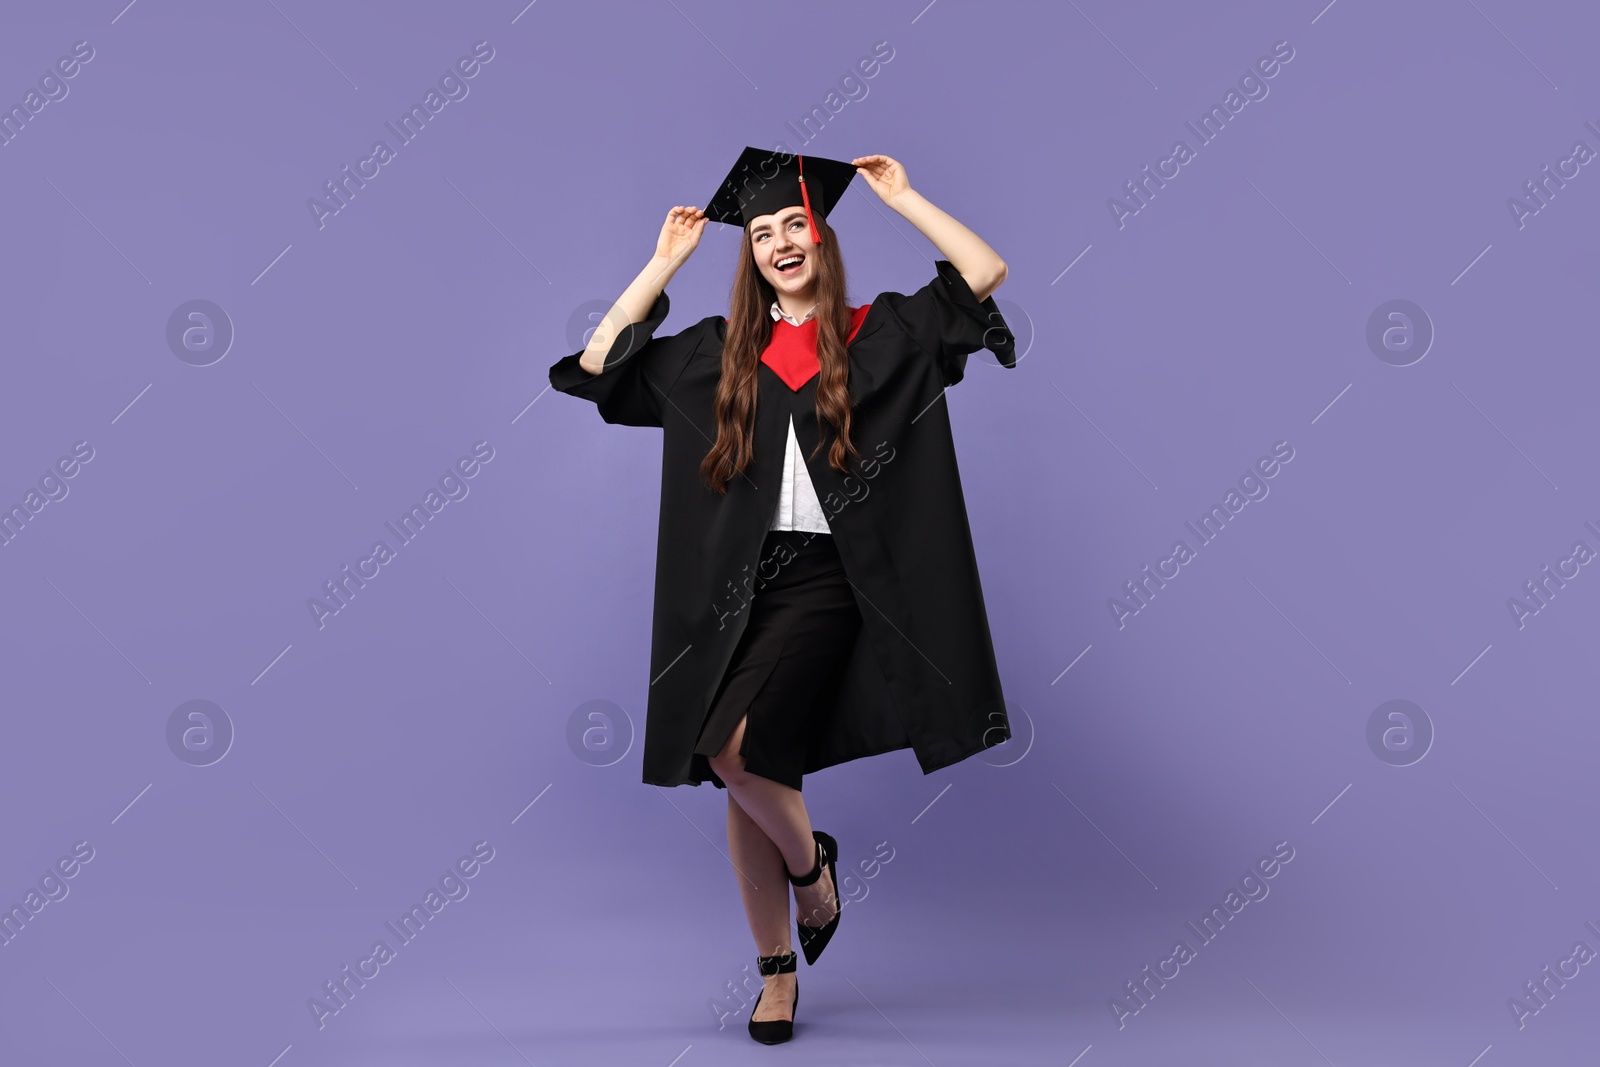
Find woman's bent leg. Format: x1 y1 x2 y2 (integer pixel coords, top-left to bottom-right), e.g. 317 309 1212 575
709 714 839 948
726 785 790 958
712 713 838 1024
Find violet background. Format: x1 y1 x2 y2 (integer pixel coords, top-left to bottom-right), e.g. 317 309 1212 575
2 1 1597 1064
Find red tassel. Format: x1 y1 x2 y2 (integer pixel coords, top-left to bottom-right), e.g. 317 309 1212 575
798 153 821 245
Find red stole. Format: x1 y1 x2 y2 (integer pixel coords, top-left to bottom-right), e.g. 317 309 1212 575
758 305 873 391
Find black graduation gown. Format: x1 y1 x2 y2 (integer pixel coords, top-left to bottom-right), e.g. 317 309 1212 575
548 260 1018 788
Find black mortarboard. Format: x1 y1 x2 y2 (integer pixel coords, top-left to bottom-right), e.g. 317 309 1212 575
704 146 859 245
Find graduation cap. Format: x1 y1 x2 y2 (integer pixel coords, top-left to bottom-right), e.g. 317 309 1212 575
704 146 859 245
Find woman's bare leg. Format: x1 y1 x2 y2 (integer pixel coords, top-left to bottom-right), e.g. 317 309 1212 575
711 714 839 1023
726 792 793 1022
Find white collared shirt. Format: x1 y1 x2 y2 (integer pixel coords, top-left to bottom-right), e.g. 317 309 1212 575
772 301 817 327
768 301 832 534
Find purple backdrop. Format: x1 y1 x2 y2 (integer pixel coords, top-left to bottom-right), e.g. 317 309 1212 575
3 0 1598 1063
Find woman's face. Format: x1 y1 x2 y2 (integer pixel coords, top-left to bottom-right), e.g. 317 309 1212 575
748 207 817 300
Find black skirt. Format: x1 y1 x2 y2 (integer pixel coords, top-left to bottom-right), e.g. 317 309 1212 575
691 528 864 791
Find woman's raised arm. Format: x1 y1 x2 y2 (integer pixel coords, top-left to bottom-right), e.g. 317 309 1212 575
852 155 1008 303
577 206 708 375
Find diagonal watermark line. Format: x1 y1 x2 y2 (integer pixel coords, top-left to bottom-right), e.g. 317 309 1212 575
910 783 952 824
653 786 760 890
1451 643 1492 685
1310 783 1350 825
1244 176 1350 284
265 0 358 89
511 783 552 824
252 644 293 686
43 575 151 684
855 184 934 263
1451 381 1558 489
1452 781 1558 889
1310 383 1351 425
644 375 762 490
445 576 552 683
1244 576 1351 684
45 978 138 1066
1244 975 1337 1066
45 176 151 284
1066 0 1157 89
664 0 758 89
1051 643 1092 685
1310 0 1340 24
511 0 540 24
444 175 552 283
111 784 152 825
252 243 293 285
1051 382 1158 488
1465 0 1559 90
1451 243 1492 285
845 577 951 683
910 386 948 425
111 383 152 424
651 643 693 685
1051 243 1092 285
444 977 538 1066
111 0 140 23
910 0 939 23
253 781 360 890
511 383 552 424
251 381 360 490
1052 782 1159 889
843 976 938 1066
265 1043 293 1067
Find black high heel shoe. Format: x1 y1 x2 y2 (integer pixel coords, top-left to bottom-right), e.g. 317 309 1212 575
747 950 799 1044
787 830 840 966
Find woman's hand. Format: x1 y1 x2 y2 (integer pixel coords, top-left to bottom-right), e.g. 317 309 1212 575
655 206 707 266
852 155 913 205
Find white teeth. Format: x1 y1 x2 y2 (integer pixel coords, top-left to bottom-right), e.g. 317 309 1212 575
777 256 803 270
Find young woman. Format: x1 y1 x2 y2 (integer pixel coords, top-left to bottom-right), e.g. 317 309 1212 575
548 150 1016 1044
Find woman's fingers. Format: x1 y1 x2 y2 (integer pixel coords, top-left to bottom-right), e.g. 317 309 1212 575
855 156 907 195
662 205 705 259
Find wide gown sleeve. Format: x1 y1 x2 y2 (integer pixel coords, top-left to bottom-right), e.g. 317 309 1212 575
881 259 1018 388
547 291 698 427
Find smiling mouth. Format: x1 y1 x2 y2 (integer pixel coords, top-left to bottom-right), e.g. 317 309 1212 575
775 254 805 275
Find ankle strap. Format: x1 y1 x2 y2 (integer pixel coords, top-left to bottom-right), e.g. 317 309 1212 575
756 951 798 975
786 841 824 887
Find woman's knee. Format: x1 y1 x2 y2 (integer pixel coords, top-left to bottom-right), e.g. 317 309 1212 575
708 748 747 783
708 714 749 782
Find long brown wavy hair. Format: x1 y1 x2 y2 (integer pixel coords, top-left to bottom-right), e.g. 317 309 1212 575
698 211 859 495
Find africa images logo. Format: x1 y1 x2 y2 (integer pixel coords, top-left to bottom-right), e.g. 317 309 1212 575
1108 441 1295 629
1109 840 1296 1029
307 41 496 230
307 441 496 630
307 841 495 1030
